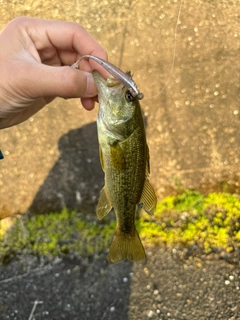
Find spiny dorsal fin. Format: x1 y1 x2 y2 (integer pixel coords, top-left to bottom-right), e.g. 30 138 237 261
145 144 150 175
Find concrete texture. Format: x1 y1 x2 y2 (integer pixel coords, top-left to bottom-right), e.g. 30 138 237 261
0 0 239 216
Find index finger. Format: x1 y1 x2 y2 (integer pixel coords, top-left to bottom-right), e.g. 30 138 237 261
22 17 108 75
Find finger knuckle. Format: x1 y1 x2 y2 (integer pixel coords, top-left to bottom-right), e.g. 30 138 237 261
63 68 85 97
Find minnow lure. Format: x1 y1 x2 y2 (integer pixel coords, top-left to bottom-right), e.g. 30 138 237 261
71 55 144 100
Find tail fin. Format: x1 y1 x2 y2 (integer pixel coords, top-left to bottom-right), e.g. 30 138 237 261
108 228 146 263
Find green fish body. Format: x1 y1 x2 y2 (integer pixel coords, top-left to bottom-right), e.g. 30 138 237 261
93 71 157 263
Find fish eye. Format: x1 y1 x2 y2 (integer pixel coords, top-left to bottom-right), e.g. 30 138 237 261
125 90 135 102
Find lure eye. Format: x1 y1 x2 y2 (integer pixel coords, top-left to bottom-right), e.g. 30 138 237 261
125 90 135 102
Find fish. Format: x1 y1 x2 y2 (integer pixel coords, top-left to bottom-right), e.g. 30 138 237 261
72 55 144 100
93 70 157 263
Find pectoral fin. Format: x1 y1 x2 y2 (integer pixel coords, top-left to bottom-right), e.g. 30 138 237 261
96 187 112 220
139 179 157 215
99 146 104 171
110 143 126 171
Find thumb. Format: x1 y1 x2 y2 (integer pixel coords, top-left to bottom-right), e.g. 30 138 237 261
22 63 98 99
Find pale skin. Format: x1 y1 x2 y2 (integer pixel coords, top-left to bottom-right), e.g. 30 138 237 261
0 17 108 129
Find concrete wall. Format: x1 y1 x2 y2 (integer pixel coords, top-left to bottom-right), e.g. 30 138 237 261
0 0 239 217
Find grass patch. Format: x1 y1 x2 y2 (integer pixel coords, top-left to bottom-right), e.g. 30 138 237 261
0 190 240 262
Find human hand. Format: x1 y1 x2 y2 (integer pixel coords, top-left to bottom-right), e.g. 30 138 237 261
0 17 108 129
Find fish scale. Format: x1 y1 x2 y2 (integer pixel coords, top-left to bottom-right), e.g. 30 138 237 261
106 130 146 232
93 70 157 263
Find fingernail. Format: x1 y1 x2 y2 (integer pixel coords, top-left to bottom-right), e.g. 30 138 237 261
84 72 98 97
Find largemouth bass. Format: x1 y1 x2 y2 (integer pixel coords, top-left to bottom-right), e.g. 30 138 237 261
93 71 157 263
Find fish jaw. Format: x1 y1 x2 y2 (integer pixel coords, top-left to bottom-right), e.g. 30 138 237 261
93 70 123 107
93 70 139 141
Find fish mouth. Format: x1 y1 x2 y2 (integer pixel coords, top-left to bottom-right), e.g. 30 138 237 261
92 70 105 86
92 70 108 100
93 70 123 101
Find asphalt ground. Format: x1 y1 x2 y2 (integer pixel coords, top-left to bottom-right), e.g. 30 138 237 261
0 248 240 320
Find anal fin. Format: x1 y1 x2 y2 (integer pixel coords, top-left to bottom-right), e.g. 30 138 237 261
139 179 157 215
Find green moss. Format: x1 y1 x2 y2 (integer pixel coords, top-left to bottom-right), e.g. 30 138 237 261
140 190 240 253
0 190 240 262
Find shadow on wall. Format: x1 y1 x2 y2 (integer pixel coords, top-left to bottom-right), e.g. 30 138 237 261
28 122 104 215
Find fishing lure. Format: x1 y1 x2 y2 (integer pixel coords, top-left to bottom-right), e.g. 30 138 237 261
71 55 144 100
